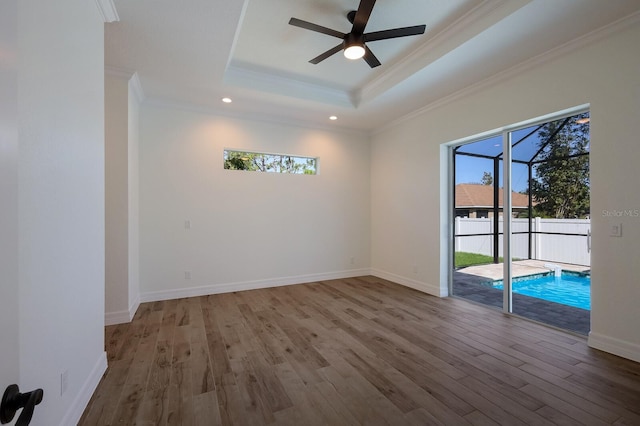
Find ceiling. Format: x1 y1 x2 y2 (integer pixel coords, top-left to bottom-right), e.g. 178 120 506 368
105 0 640 132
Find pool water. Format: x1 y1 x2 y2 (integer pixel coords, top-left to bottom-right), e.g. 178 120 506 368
493 273 590 310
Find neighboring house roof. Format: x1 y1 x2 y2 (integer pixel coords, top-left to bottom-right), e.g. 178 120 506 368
456 184 530 209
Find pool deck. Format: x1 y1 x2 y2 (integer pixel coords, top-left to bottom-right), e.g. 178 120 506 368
458 259 590 282
453 260 591 335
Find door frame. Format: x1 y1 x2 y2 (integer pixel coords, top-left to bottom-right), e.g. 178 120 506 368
447 104 591 315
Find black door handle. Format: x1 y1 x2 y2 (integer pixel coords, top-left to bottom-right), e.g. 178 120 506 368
0 384 44 425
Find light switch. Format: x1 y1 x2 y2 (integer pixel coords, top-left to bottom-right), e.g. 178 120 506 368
610 223 622 237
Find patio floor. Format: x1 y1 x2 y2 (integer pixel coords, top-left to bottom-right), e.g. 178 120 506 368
453 260 590 335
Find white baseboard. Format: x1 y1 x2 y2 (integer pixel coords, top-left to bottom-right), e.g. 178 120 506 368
370 268 445 297
105 309 130 326
128 294 140 322
59 351 107 426
140 268 372 303
105 294 141 325
588 331 640 363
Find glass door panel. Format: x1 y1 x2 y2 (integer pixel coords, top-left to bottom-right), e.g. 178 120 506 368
451 110 591 335
508 112 591 334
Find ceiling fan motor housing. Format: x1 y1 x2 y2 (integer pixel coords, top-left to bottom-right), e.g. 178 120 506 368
347 10 357 24
344 32 363 47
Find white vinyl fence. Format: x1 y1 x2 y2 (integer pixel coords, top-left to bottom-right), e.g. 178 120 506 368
455 217 590 266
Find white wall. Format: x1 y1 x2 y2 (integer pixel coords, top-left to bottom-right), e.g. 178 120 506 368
139 105 371 300
16 0 107 424
371 21 640 361
128 78 141 316
371 117 446 295
0 0 20 394
104 72 141 325
105 74 130 321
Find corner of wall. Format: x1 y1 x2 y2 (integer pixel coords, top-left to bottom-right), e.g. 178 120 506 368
370 268 446 297
59 351 107 426
588 332 640 364
129 294 140 321
129 72 145 104
104 294 140 326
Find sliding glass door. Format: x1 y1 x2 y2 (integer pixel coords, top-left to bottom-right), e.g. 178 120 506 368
451 109 591 334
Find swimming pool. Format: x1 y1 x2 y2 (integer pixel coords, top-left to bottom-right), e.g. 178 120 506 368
493 273 590 310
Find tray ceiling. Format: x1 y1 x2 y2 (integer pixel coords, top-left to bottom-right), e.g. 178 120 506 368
105 0 640 131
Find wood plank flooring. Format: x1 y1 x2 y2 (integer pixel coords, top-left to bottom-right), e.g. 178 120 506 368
79 276 640 425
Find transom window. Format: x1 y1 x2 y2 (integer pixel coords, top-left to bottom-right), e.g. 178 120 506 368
224 149 317 175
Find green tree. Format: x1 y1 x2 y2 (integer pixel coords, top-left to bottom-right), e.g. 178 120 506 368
224 150 316 174
224 151 255 170
529 113 590 218
481 171 493 185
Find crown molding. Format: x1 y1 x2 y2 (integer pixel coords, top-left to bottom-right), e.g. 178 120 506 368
224 1 528 110
144 97 367 137
357 0 531 106
225 62 355 108
374 9 640 136
226 0 251 70
94 0 119 23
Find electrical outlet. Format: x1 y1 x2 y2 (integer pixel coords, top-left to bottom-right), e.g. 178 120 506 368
184 220 191 230
350 257 355 265
184 271 191 280
61 370 68 395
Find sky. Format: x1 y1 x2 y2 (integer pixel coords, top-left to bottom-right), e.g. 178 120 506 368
454 112 590 194
455 155 530 193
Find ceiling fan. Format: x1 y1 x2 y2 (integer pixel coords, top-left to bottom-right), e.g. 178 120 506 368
288 0 426 68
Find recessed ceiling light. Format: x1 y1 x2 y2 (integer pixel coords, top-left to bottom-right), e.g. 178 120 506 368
329 115 338 121
221 97 232 103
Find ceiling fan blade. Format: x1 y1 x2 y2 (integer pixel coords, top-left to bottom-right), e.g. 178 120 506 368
352 0 376 35
289 17 345 39
362 45 381 68
364 25 426 42
309 43 344 64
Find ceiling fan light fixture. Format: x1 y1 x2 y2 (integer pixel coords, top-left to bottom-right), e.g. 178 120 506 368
343 33 365 60
344 43 365 60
